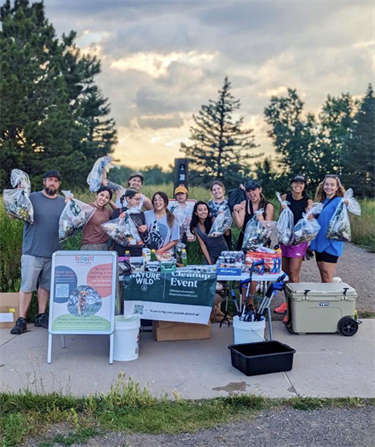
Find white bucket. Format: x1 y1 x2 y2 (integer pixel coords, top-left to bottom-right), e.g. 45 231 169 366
233 316 266 344
113 315 141 361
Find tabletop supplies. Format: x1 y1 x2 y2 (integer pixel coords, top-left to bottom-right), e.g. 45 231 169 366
326 189 361 242
292 203 323 245
276 192 294 245
245 247 282 275
3 169 34 223
58 191 95 241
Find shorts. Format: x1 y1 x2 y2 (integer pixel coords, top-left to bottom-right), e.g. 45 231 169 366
281 242 308 258
20 254 52 292
315 251 339 264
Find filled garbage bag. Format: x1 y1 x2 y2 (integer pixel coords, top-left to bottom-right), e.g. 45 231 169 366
292 203 323 245
276 192 294 245
208 204 232 237
87 156 113 192
3 169 34 223
242 209 275 251
169 203 193 236
59 191 95 241
227 187 246 212
101 213 143 247
326 189 361 242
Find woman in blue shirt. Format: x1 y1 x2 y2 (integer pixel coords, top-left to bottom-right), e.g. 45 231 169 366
310 175 346 282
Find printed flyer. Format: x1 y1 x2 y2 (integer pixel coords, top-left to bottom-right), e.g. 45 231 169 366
49 251 117 334
123 271 216 324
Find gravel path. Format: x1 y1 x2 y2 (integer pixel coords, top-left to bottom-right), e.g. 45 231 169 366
272 243 375 314
24 406 375 447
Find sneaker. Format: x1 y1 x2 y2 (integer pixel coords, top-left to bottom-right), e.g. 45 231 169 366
274 302 287 314
35 313 49 328
10 317 27 335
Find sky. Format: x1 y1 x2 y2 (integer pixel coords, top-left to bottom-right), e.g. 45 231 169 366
45 0 374 170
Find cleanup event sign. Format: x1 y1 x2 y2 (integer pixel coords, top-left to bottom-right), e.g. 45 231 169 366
123 270 216 324
49 251 117 334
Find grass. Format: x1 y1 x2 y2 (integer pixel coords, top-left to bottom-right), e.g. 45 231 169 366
350 199 375 252
0 374 374 446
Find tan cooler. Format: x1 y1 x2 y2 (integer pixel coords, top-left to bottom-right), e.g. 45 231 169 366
285 283 358 336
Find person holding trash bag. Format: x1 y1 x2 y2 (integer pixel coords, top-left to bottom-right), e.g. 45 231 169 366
233 180 275 304
144 191 180 254
109 171 152 211
274 175 313 314
81 187 116 250
208 181 233 249
233 180 275 251
310 175 347 283
10 171 66 335
190 201 228 265
107 188 148 257
169 185 193 249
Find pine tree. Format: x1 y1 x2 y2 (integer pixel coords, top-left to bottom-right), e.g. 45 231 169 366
180 77 259 188
0 0 117 190
341 84 375 197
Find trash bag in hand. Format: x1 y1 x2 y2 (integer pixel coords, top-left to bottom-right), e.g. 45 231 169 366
326 189 361 242
292 203 323 245
170 203 193 235
242 209 275 251
227 187 246 212
276 192 294 245
59 191 95 241
3 169 34 223
208 204 232 237
87 156 112 192
101 213 142 247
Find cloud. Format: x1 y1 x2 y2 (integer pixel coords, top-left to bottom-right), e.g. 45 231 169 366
43 0 374 169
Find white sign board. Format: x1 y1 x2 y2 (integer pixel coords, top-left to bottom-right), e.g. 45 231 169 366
47 250 118 363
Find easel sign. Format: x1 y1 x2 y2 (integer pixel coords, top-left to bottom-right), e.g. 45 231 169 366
47 250 117 364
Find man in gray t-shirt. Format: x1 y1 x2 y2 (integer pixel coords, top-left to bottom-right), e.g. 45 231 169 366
10 171 65 335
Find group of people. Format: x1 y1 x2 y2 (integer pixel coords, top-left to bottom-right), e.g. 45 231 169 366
9 167 349 335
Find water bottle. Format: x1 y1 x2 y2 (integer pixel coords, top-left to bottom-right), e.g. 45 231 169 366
150 249 157 261
181 249 187 267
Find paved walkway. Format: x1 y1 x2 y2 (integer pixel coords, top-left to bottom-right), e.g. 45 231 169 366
1 319 374 399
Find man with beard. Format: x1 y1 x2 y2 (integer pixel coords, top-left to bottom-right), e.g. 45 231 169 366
10 171 66 335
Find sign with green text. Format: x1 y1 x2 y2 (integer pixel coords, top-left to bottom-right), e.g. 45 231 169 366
123 271 216 324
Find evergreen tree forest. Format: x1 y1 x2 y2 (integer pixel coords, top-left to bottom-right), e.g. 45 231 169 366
0 0 117 190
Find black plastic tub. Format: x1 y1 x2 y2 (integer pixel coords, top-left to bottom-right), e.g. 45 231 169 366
228 341 296 376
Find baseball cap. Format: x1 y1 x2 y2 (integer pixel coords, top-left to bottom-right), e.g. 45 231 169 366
292 174 307 183
175 185 188 194
244 180 261 191
43 170 61 181
128 171 144 182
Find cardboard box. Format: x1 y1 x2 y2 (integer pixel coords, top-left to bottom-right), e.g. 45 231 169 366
0 293 19 329
153 320 211 342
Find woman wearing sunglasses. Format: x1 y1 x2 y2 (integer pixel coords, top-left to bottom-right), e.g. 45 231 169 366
310 175 347 283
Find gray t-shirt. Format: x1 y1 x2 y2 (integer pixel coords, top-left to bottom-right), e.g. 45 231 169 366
22 191 66 257
144 210 180 250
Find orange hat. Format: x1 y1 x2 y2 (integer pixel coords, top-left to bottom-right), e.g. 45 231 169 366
174 185 188 194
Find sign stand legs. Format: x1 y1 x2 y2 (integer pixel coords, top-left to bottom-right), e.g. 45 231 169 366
61 335 66 348
47 333 53 364
109 333 114 364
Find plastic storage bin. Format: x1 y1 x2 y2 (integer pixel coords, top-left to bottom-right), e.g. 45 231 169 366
285 283 358 336
228 341 296 376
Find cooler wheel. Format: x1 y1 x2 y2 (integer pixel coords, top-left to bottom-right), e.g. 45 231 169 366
338 316 358 337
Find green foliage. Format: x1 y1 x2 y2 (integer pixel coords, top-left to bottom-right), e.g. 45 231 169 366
341 85 375 198
0 0 117 191
349 199 375 252
181 77 261 188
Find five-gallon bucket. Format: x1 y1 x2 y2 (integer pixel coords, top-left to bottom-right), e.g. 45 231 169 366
233 316 265 344
113 315 141 361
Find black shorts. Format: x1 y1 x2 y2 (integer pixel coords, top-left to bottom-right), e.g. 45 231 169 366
315 251 339 264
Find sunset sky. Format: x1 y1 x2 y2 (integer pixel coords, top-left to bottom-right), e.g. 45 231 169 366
46 1 374 170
